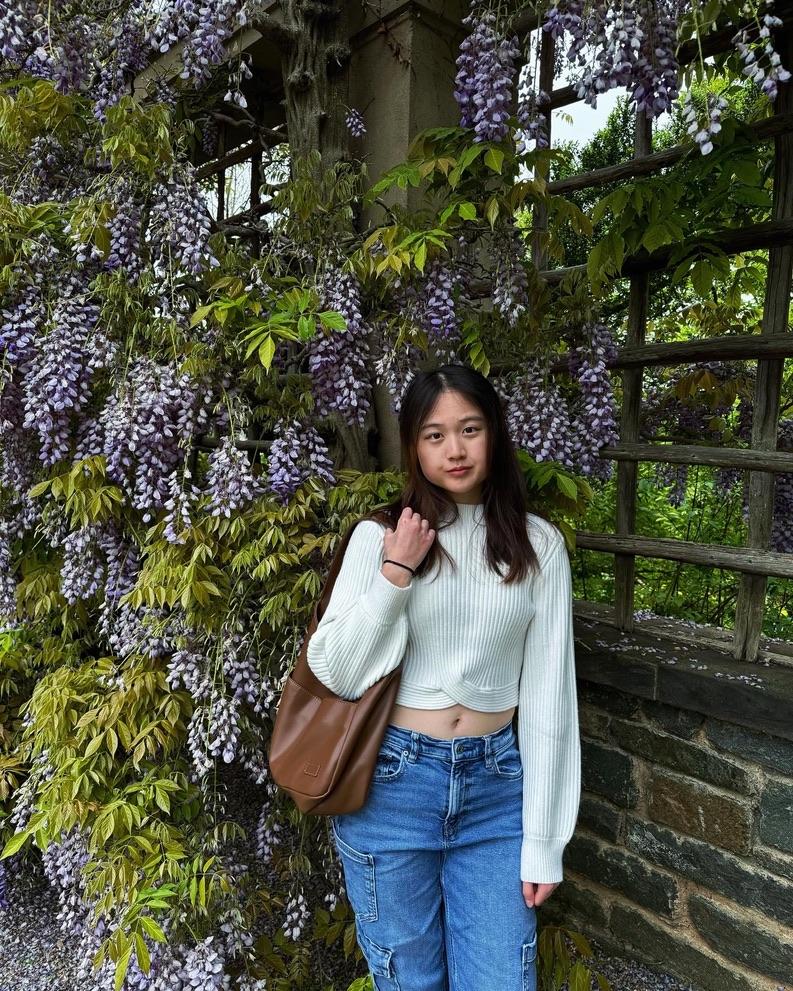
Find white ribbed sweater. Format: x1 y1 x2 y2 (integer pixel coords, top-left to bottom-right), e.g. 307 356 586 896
306 501 581 884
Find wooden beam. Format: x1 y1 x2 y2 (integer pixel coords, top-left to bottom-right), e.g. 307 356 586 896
527 218 793 285
605 331 793 369
195 125 288 180
734 22 793 662
485 332 793 381
530 24 555 269
574 532 793 580
613 109 652 632
197 141 255 180
546 331 793 373
548 113 793 196
221 198 278 227
602 443 793 473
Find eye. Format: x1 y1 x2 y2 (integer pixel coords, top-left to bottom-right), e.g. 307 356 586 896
425 427 480 440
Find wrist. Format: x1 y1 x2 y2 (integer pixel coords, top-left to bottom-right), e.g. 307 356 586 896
381 561 412 588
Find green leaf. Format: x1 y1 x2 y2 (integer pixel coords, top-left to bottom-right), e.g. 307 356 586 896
85 734 105 758
732 186 771 207
641 223 673 253
556 475 578 500
28 480 51 498
458 202 477 220
189 304 215 328
139 917 167 942
134 932 151 975
485 197 500 229
343 921 357 958
1 829 32 859
318 310 347 331
257 335 276 370
414 241 427 273
154 787 170 814
114 946 132 991
458 144 484 170
690 259 713 296
483 148 504 174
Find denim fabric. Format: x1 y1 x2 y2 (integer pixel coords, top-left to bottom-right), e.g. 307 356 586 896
331 720 538 991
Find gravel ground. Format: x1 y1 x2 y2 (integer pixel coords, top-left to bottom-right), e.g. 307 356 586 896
564 940 700 991
0 862 735 991
0 862 75 991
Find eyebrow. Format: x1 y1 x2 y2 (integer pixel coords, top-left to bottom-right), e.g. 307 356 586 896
422 415 484 429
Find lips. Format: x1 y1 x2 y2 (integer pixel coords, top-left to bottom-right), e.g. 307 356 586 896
447 467 471 474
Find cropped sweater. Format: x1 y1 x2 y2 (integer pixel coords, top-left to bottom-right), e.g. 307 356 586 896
305 501 581 884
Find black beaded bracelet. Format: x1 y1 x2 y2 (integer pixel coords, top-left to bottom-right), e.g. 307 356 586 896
383 558 416 576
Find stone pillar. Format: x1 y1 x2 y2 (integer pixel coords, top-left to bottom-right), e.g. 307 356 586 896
345 1 468 469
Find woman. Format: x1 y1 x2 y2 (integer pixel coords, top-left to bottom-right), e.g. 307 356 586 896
306 363 581 991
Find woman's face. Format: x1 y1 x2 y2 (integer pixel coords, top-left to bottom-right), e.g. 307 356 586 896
416 390 488 504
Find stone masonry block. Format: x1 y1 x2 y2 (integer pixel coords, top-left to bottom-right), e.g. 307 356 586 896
641 698 705 739
582 738 640 807
609 904 757 991
578 795 622 843
579 704 610 740
758 777 793 855
706 717 793 777
754 845 793 884
578 682 644 720
566 832 679 917
540 875 609 931
648 768 753 854
625 815 793 928
689 892 793 987
610 719 754 794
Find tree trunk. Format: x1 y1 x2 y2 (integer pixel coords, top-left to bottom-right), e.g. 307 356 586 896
279 2 351 175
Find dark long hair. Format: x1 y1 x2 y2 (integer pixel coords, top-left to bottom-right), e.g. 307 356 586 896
366 363 553 584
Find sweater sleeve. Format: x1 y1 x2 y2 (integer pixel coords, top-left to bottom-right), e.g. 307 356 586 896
305 520 412 700
517 529 582 884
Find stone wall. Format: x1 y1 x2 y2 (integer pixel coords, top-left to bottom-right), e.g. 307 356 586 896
539 614 793 991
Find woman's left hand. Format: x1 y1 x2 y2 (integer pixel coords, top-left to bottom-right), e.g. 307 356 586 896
522 880 560 908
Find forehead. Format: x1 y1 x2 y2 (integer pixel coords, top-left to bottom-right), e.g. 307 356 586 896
421 391 483 427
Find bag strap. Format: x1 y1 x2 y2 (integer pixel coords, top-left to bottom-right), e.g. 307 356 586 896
293 510 401 697
308 511 392 632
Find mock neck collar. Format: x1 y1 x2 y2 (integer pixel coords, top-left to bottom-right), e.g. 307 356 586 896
447 501 485 525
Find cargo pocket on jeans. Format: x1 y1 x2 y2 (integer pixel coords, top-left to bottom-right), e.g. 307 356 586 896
357 924 400 990
521 931 538 991
331 820 378 923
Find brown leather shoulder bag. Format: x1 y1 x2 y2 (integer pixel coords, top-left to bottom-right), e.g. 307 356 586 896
267 513 404 815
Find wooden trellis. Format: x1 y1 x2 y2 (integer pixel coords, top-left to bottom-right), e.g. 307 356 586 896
513 4 793 662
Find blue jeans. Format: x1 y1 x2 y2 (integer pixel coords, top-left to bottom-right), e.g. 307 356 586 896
331 720 538 991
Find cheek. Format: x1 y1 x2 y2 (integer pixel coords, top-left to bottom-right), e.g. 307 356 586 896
416 444 434 469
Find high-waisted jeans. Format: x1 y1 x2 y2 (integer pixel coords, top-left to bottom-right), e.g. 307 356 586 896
330 719 538 991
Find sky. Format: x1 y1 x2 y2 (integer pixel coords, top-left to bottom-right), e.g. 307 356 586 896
550 86 624 146
546 83 673 148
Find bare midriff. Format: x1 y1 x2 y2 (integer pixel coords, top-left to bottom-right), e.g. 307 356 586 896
389 702 516 740
379 565 515 739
